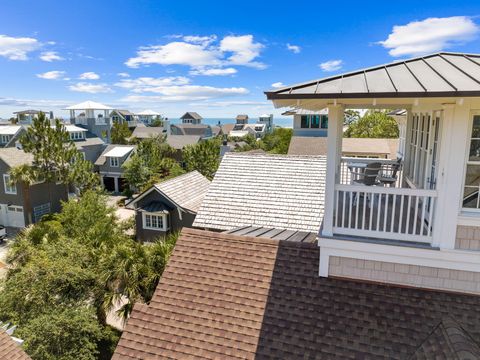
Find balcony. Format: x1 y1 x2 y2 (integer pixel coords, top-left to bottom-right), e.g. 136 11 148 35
330 158 437 244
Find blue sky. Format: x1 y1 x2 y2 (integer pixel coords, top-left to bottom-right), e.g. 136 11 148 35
0 0 480 119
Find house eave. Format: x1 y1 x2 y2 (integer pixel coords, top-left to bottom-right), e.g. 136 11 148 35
265 91 480 100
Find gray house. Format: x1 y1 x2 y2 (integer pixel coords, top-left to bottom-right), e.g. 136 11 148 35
95 145 135 193
180 112 202 124
0 148 68 228
128 171 210 242
0 125 24 148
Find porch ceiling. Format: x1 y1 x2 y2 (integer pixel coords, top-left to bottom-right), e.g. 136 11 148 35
265 52 480 108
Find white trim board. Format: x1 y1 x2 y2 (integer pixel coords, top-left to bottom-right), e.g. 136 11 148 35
318 237 480 277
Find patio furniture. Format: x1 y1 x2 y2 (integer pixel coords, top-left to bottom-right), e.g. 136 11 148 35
350 162 382 206
378 158 402 187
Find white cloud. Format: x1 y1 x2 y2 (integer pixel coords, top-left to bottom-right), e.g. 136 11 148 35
271 82 285 88
117 72 130 78
379 16 479 57
220 35 265 68
190 67 237 76
69 82 112 93
319 59 343 72
286 43 301 53
189 100 269 107
36 70 66 80
0 34 41 60
79 71 100 80
115 76 191 92
0 97 71 108
125 34 265 71
39 51 64 62
120 85 248 103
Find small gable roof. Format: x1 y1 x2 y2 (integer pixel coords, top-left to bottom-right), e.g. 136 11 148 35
180 112 202 121
0 148 34 168
130 171 210 213
193 153 326 232
94 145 136 166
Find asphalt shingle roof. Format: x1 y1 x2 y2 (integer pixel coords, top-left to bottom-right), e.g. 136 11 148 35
113 228 480 360
154 171 210 213
0 330 30 360
193 153 326 232
0 147 34 168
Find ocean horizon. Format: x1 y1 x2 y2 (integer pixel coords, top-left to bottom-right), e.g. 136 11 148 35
168 117 293 128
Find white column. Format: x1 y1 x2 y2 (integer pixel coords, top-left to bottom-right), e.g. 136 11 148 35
322 104 344 236
432 103 470 249
114 177 119 193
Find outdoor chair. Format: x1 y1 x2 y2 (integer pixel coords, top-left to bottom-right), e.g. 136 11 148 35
378 157 402 187
351 162 382 206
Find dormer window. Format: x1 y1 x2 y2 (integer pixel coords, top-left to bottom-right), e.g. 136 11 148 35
143 212 170 231
110 157 120 167
69 131 84 140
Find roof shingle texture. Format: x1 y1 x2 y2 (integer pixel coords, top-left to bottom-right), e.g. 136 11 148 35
154 171 210 213
0 331 31 360
113 228 480 360
0 147 34 167
193 153 326 232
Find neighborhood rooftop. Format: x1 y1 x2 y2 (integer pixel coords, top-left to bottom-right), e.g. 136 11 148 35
0 329 31 360
266 52 480 100
150 171 210 213
0 147 33 168
193 153 326 232
113 228 480 360
103 146 135 158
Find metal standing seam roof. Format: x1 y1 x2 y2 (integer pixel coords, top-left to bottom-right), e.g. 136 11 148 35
153 171 211 213
193 153 326 233
94 145 136 166
265 52 480 100
103 146 135 158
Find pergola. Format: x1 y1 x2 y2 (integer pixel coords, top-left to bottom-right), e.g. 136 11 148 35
64 100 113 120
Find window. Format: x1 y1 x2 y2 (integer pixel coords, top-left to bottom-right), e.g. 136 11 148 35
0 135 11 144
406 114 431 189
69 132 84 140
3 174 16 194
300 115 309 128
310 115 320 128
33 203 51 222
321 115 329 129
463 114 480 209
110 157 119 167
143 212 169 231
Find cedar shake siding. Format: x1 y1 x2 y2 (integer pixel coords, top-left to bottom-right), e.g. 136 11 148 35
456 225 480 251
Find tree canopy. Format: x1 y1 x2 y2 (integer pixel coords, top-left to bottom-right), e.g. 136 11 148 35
0 191 177 359
183 138 221 179
9 112 99 193
122 135 184 191
344 111 399 138
110 121 132 145
234 127 293 154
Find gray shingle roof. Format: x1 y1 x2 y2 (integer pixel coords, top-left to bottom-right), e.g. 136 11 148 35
180 112 202 121
0 147 34 168
166 135 201 149
266 52 480 100
131 126 165 139
171 124 209 136
193 153 326 232
154 171 210 213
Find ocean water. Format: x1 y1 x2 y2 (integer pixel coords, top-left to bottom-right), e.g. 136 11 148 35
168 117 293 128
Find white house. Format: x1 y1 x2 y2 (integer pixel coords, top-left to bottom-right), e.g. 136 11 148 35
136 109 161 125
266 52 480 295
283 108 329 137
65 101 113 141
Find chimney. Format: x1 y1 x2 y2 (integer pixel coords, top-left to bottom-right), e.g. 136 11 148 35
49 111 55 126
164 118 171 136
220 135 230 158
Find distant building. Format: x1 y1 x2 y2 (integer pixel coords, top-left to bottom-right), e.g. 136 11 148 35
235 114 249 125
110 109 137 128
95 145 135 193
258 113 274 133
136 109 161 125
12 110 49 125
180 112 203 125
0 125 23 148
0 147 68 228
127 171 210 242
283 108 328 137
65 101 113 141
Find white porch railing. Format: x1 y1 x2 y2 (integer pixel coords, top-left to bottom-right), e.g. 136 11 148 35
127 120 137 127
333 184 437 243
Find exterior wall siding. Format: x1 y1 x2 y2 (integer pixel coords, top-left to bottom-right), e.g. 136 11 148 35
134 189 196 242
455 225 480 251
329 256 480 295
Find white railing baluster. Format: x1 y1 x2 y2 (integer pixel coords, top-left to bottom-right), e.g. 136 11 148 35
413 196 419 235
391 194 397 233
420 195 426 236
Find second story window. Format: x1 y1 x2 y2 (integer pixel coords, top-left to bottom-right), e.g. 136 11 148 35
463 113 480 210
110 157 120 167
70 132 84 140
0 135 11 144
3 174 16 195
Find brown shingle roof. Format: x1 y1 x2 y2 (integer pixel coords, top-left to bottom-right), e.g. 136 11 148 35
0 330 30 360
113 228 480 360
